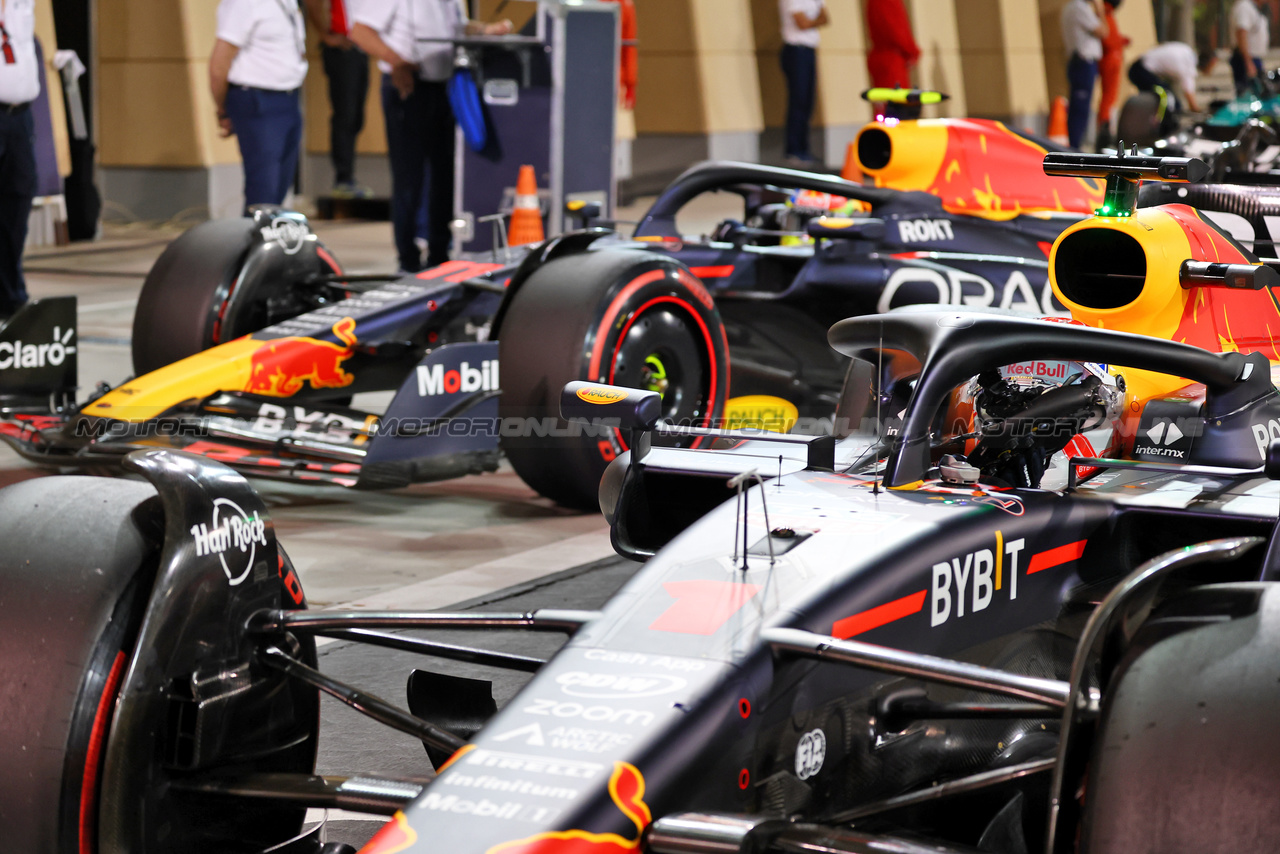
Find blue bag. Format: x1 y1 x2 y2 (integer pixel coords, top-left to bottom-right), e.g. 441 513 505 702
448 64 488 153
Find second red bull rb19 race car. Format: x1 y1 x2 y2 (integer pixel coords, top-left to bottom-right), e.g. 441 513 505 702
9 155 1280 854
0 112 1112 508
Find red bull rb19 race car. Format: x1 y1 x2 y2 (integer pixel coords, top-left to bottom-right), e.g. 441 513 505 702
3 105 1276 509
0 112 1111 508
9 154 1280 854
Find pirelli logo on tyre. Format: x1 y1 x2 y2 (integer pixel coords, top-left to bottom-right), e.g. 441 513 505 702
577 387 628 405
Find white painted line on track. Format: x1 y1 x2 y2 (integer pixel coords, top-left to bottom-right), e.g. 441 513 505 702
329 528 616 612
312 527 615 646
302 807 390 825
79 299 139 313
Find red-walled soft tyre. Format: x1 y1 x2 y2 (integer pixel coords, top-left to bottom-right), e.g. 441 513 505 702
0 477 159 853
499 249 729 510
0 475 319 853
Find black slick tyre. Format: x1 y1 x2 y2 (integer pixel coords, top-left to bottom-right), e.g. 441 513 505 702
0 477 160 854
131 217 343 375
498 249 728 509
1080 582 1280 853
131 218 257 375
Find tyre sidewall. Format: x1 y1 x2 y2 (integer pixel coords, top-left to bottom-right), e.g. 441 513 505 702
499 250 728 508
131 219 256 374
0 478 159 853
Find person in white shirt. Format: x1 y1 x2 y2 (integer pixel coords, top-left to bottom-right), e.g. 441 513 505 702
0 0 39 318
209 0 309 210
1129 42 1215 114
1231 0 1269 94
1061 0 1106 148
779 0 827 165
350 0 510 271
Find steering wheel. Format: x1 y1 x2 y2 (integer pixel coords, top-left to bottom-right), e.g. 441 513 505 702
950 365 1121 488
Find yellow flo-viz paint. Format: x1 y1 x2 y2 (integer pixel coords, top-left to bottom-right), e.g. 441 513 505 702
723 395 799 433
864 88 945 105
83 337 267 423
85 318 361 423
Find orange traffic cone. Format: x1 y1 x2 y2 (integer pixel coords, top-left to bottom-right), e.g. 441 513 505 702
841 140 864 183
1048 96 1069 147
508 165 545 246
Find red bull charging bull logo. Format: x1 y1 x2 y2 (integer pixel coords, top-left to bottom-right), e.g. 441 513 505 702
244 317 358 397
927 120 1102 216
484 762 651 854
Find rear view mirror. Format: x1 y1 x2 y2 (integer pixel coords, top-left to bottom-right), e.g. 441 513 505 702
806 216 886 241
1266 439 1280 481
560 382 662 431
565 199 603 230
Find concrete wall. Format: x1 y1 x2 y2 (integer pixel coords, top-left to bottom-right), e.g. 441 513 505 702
630 0 764 187
97 0 243 218
958 0 1050 125
36 0 70 178
91 0 1159 219
904 0 967 117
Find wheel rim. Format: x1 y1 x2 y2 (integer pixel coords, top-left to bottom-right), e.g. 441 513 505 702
214 250 346 344
610 306 709 425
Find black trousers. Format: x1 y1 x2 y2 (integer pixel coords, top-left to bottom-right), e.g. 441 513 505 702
780 43 816 159
1128 59 1182 114
1127 59 1162 92
0 107 34 314
1231 48 1266 95
322 44 369 186
381 75 454 271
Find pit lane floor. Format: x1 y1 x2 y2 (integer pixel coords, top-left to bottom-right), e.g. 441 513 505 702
4 201 735 847
2 219 620 608
2 193 736 606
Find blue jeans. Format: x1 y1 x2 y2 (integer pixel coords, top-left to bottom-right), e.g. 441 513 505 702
1066 53 1097 149
780 43 816 159
224 85 302 209
381 75 454 271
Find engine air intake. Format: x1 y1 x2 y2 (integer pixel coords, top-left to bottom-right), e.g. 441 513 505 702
1054 228 1146 309
857 128 892 171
